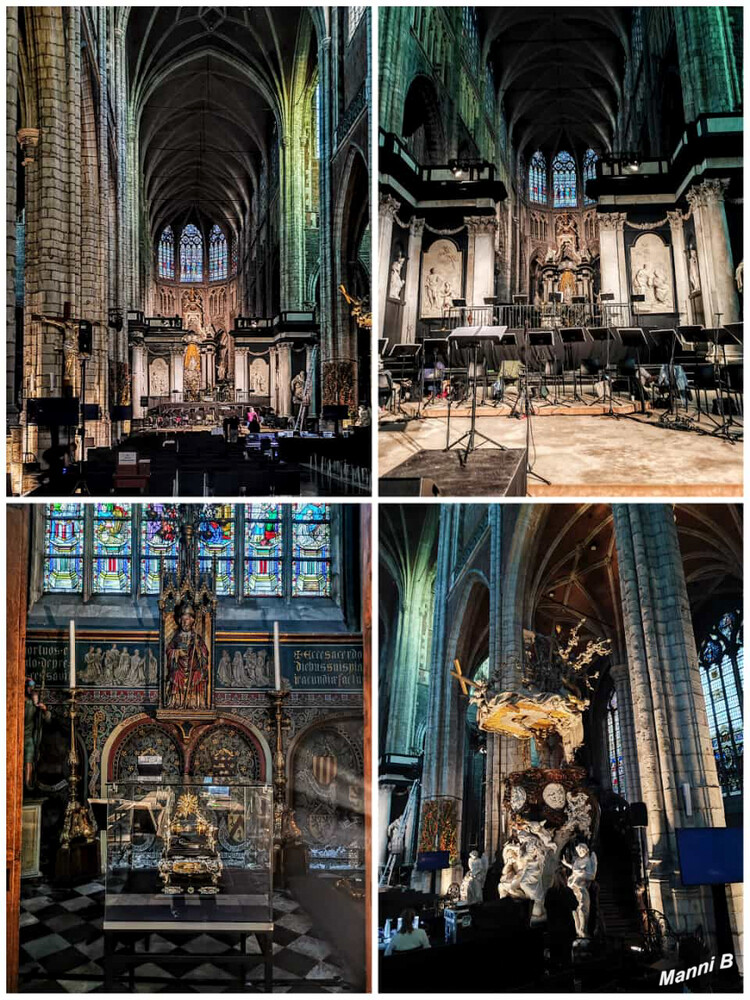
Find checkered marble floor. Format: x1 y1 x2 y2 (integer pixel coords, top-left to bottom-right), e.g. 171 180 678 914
19 878 354 992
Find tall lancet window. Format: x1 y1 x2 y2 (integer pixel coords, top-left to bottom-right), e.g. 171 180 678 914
583 149 598 205
347 6 366 42
209 224 228 281
552 150 577 208
699 609 743 798
158 226 175 280
529 151 547 204
180 224 203 282
606 689 627 797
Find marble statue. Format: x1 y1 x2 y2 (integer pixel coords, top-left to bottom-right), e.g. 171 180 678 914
389 253 405 299
736 260 744 294
498 842 525 900
688 249 701 293
563 843 597 938
421 239 463 319
629 234 675 312
460 849 488 904
150 357 169 396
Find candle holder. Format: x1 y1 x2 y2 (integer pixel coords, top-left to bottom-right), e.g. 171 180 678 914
56 688 98 882
266 689 304 885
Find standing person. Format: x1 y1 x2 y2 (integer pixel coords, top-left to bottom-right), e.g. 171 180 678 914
24 678 51 790
384 909 430 956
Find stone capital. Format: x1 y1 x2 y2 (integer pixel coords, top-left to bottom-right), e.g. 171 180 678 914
666 209 684 232
465 215 497 236
17 127 40 166
687 178 730 210
409 217 425 240
379 193 401 220
596 211 627 232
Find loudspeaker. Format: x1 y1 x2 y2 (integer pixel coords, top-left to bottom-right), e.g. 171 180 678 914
630 802 648 828
77 319 93 357
81 403 102 421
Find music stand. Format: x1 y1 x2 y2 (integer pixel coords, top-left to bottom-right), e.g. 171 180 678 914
616 328 650 413
508 325 551 486
378 338 388 356
587 327 621 416
490 331 522 409
445 328 507 464
649 329 685 421
387 344 422 416
706 326 743 439
511 329 554 415
558 327 592 405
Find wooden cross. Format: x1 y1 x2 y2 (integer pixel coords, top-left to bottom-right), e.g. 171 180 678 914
450 658 480 697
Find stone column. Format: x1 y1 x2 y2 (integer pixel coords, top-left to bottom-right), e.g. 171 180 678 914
609 662 642 803
379 194 401 337
687 179 739 325
234 347 247 396
277 342 293 417
171 348 184 399
130 336 146 420
305 342 317 417
597 212 628 313
466 216 497 308
400 217 425 344
667 211 691 325
612 504 726 943
378 782 396 867
204 346 215 389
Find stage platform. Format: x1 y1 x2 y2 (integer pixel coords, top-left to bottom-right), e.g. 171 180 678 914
380 448 527 497
378 412 743 497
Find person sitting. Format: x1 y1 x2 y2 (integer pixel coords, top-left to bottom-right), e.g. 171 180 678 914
384 909 430 956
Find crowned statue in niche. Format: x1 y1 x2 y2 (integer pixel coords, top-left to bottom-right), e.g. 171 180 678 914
158 514 217 721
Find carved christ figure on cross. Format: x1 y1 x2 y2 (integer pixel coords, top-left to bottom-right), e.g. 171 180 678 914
450 659 488 709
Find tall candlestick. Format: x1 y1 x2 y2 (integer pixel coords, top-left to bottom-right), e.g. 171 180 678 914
273 621 281 690
69 620 76 689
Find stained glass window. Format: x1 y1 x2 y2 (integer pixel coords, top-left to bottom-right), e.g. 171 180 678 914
347 5 366 42
43 503 84 593
529 151 547 204
583 148 598 206
209 224 227 282
606 689 627 797
180 224 203 282
140 504 180 594
158 226 174 280
462 8 479 75
292 503 331 597
244 504 284 596
199 504 235 596
553 151 577 208
699 610 743 798
485 62 496 122
92 503 132 594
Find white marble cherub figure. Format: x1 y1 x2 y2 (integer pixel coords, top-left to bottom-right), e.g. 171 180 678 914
498 842 525 900
562 842 598 938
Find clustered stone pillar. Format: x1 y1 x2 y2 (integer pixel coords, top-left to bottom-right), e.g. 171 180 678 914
686 179 739 325
378 194 400 337
612 504 727 946
609 662 642 803
400 217 425 344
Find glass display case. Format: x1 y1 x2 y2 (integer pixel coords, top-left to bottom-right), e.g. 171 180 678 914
104 781 273 931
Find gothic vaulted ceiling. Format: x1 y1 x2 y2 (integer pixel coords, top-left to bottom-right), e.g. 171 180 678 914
482 8 630 161
126 7 322 239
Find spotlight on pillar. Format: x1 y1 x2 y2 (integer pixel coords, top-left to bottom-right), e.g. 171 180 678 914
449 159 464 178
629 802 648 828
77 320 93 359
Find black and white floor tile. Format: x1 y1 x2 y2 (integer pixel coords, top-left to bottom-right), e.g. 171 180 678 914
19 879 354 993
